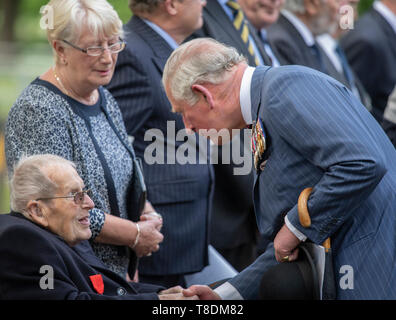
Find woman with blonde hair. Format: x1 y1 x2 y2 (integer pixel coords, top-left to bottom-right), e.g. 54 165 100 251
5 0 163 279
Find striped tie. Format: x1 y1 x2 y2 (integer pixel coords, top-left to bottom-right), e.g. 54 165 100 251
226 0 260 66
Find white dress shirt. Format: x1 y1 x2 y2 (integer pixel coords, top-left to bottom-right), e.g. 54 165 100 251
316 33 343 73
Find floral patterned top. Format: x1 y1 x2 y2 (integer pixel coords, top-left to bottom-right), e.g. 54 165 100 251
5 78 134 277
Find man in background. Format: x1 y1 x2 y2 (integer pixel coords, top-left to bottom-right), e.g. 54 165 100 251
340 0 396 123
107 0 213 288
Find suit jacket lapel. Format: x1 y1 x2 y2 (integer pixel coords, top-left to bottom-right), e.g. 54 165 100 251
278 15 323 70
250 66 272 186
126 15 173 72
204 0 250 56
250 66 271 120
72 240 110 270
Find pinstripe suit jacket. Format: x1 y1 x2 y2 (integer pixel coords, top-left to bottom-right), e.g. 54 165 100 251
106 16 214 275
228 66 396 299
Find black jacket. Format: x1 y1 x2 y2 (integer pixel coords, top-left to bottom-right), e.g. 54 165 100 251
0 212 163 300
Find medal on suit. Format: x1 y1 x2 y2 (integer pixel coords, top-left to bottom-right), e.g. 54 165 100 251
251 118 266 172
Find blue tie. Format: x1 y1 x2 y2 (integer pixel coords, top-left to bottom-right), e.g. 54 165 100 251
310 42 328 74
335 44 355 88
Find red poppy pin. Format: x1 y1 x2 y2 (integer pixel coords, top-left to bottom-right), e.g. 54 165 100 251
89 274 104 295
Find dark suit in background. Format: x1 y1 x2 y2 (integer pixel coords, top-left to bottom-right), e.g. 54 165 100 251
340 6 396 122
107 16 213 286
316 33 372 110
196 0 272 66
0 213 163 300
192 0 273 271
268 13 348 84
268 12 370 109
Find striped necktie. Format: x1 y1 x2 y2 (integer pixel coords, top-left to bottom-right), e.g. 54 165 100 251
226 0 260 66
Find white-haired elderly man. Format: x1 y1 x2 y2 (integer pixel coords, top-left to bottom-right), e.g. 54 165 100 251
267 0 371 110
267 0 344 79
164 38 396 300
0 154 204 300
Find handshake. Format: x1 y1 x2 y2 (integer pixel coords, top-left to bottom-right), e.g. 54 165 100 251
158 285 221 300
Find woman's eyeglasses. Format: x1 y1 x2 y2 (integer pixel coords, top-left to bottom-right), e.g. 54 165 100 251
61 39 126 56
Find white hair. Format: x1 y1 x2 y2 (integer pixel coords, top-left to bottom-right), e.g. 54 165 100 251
162 38 246 106
44 0 123 61
10 154 76 215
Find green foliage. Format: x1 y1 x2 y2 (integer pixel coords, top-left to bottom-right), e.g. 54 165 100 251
13 0 131 44
358 0 375 15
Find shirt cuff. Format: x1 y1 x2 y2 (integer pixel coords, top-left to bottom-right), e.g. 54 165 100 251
214 282 244 300
285 215 307 242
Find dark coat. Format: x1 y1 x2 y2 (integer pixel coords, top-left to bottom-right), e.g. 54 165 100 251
340 7 396 121
0 212 163 300
107 16 214 275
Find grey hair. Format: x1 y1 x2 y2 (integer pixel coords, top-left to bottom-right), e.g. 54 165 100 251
162 38 246 106
44 0 123 62
9 154 76 215
283 0 306 14
128 0 165 14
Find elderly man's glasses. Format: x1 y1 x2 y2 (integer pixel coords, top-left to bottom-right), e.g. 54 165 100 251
61 39 126 56
36 189 91 205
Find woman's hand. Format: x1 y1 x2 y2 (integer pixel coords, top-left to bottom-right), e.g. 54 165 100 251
132 218 163 257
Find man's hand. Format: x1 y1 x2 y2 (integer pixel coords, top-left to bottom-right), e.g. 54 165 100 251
158 286 199 300
183 285 221 300
274 224 301 262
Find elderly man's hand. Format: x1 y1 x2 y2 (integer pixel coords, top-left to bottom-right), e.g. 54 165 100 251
158 286 199 300
274 224 301 263
132 218 163 257
183 285 221 300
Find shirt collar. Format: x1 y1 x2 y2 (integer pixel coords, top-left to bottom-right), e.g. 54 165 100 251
218 0 235 21
281 10 316 46
240 66 255 125
373 1 396 35
141 18 179 50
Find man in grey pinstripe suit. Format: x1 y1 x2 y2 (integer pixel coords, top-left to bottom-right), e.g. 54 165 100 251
164 38 396 300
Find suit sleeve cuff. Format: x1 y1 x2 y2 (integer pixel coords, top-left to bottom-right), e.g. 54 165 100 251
285 215 307 242
214 282 244 300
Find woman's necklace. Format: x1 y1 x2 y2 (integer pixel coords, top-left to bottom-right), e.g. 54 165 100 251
53 67 95 104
